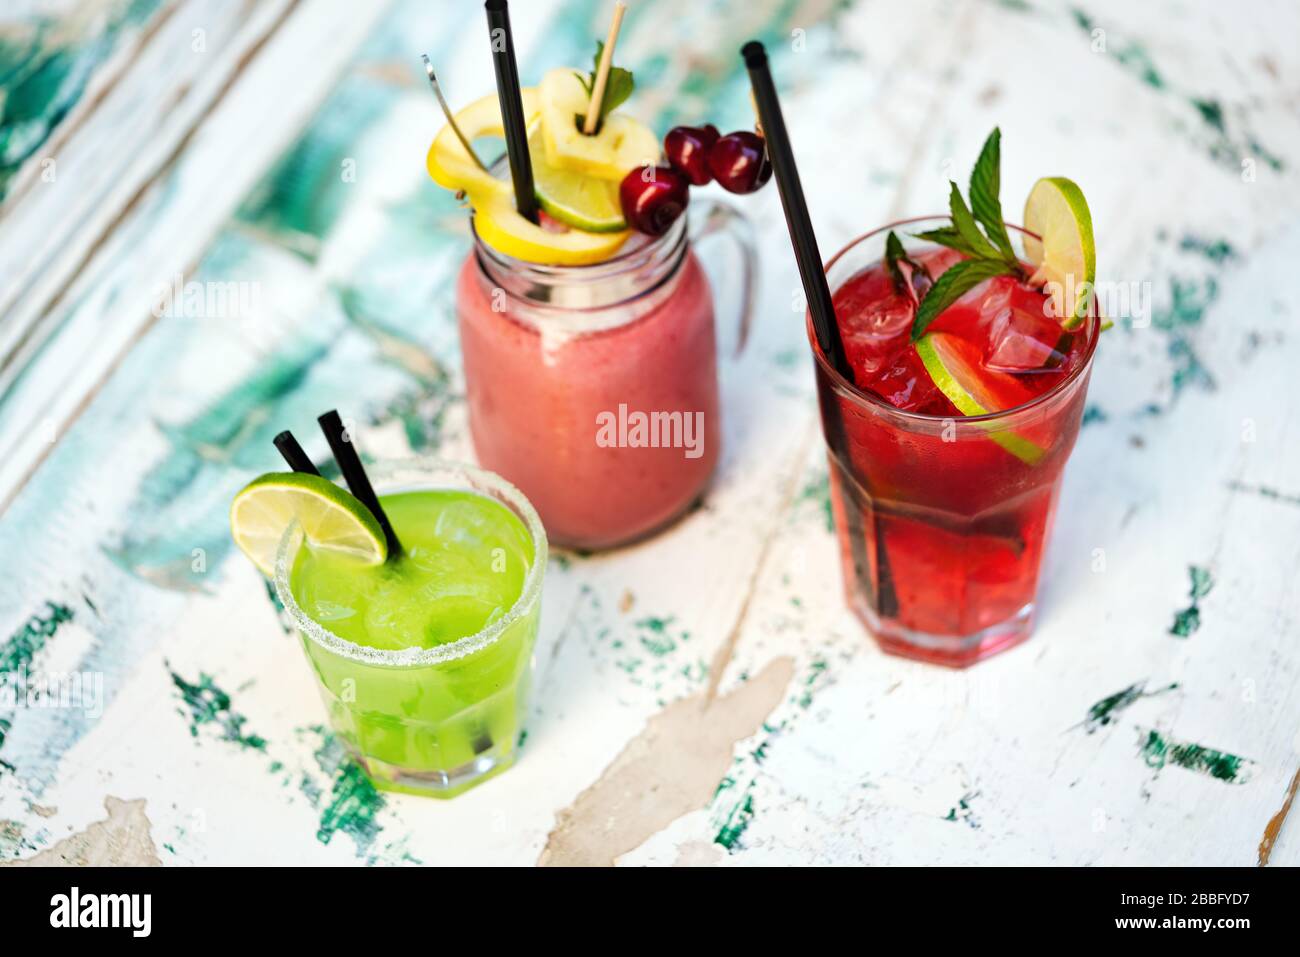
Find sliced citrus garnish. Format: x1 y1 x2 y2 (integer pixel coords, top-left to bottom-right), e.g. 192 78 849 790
426 85 631 263
471 189 629 264
538 68 659 180
530 125 626 232
915 332 1045 465
426 88 540 200
230 472 386 577
1022 176 1096 329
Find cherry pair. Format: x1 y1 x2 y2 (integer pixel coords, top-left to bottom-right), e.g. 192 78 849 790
665 125 772 193
620 125 773 236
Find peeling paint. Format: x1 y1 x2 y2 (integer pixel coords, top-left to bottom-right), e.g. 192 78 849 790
299 726 386 858
1169 566 1213 638
0 1 167 199
539 657 794 867
168 666 267 750
714 782 755 850
1070 10 1163 89
0 818 38 859
796 657 829 709
943 790 981 829
1259 766 1300 865
673 839 724 866
1152 277 1218 397
0 797 161 867
1066 11 1282 171
1227 481 1300 509
0 602 74 761
1138 729 1255 784
798 470 833 532
1081 404 1107 426
1083 680 1178 732
635 616 680 657
1179 235 1237 264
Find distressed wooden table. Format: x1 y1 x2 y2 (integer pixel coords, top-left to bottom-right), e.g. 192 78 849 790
1 0 1297 867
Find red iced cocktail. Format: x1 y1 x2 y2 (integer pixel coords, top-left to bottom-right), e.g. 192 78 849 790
813 217 1099 666
742 44 1098 667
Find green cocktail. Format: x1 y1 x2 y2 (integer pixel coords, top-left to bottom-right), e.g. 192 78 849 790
273 460 546 798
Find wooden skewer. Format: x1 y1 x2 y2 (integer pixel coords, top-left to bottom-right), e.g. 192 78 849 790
582 2 628 135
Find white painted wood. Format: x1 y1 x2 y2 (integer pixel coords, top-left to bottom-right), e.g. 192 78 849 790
0 0 1297 867
0 0 397 509
0 0 288 374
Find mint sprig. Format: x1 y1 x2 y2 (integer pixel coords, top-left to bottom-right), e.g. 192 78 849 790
968 128 1017 261
908 128 1023 341
909 225 979 257
574 40 634 133
947 182 1000 260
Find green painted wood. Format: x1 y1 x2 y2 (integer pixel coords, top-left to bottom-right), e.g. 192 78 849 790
0 0 167 201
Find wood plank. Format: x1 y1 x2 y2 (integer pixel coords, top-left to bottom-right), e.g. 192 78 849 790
0 0 290 371
0 0 396 511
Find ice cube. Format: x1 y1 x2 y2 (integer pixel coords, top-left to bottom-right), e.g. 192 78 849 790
423 593 504 644
843 299 915 377
433 498 495 548
309 599 357 622
977 277 1068 374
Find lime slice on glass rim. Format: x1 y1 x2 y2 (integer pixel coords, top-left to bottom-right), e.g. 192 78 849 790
230 472 387 577
529 126 627 233
1022 176 1095 329
915 332 1046 466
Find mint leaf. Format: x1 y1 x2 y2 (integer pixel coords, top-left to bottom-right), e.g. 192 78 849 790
885 230 907 286
577 40 634 132
911 226 982 257
949 182 1000 260
910 258 1018 341
885 231 933 299
968 128 1017 263
907 128 1028 340
601 68 635 115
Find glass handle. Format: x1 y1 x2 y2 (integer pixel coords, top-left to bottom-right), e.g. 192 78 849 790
689 198 758 357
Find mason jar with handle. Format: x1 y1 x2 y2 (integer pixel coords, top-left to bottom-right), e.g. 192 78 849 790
455 199 756 550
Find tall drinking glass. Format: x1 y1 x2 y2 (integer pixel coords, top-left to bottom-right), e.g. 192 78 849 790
811 218 1099 666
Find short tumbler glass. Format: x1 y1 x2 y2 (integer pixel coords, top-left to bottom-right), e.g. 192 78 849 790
274 459 547 797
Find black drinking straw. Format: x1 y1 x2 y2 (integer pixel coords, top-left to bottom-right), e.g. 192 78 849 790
743 41 897 617
274 430 321 476
742 42 849 375
317 410 402 557
484 0 538 223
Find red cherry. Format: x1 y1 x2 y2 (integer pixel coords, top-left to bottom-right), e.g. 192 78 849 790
707 131 773 194
619 165 690 236
664 124 720 186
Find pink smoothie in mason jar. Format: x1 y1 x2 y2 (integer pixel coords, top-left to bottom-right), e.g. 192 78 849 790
456 213 744 550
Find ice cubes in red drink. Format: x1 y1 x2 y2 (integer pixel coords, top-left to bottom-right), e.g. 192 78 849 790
974 276 1070 374
830 246 1088 416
